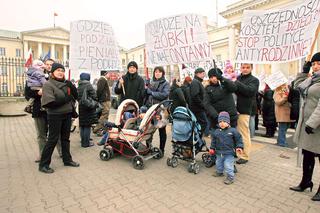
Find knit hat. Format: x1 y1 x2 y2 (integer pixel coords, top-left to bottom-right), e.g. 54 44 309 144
194 67 205 74
80 72 91 81
311 52 320 63
218 111 230 124
32 60 45 69
208 68 223 78
127 61 138 70
50 63 65 73
139 106 148 114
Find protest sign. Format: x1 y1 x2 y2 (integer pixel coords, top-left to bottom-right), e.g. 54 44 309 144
236 0 320 64
69 20 121 80
145 14 212 67
264 71 288 90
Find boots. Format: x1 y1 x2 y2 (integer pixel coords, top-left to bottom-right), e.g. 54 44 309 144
311 185 320 201
290 150 315 192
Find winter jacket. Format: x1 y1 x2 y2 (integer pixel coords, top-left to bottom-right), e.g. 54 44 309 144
293 73 320 154
77 80 98 126
204 78 238 128
210 127 243 156
96 76 110 103
273 89 293 123
235 73 259 115
24 83 46 118
262 89 277 128
145 77 169 108
114 72 145 107
26 67 46 88
189 76 205 113
169 84 186 113
41 78 78 115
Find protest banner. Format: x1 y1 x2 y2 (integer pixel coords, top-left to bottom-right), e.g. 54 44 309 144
264 71 288 90
69 20 121 80
145 14 212 67
235 0 320 64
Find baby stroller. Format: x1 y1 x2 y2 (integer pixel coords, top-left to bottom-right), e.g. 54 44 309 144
99 99 172 170
167 106 215 174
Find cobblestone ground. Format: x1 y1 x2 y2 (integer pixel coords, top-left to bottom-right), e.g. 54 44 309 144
0 108 319 212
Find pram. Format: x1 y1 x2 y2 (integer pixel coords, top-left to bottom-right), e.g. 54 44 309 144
167 106 215 174
99 99 172 170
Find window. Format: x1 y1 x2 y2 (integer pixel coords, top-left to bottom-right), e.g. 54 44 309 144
140 54 143 62
132 54 135 60
0 66 7 76
0 47 5 56
55 51 59 59
1 83 8 96
16 66 24 76
16 83 23 92
16 49 21 57
216 54 221 62
122 59 126 65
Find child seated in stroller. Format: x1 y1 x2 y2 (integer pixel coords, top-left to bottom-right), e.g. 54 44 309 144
210 111 243 185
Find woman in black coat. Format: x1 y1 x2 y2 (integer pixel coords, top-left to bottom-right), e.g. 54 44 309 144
169 79 186 113
262 84 277 137
77 73 98 147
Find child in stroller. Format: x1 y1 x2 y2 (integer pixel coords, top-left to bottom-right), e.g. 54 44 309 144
99 99 172 170
167 106 215 174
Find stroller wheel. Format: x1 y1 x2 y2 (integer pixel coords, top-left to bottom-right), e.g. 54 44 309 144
202 153 215 168
187 163 193 173
100 149 111 161
105 147 114 158
171 157 178 168
132 155 144 170
167 158 172 166
151 147 163 159
193 163 200 174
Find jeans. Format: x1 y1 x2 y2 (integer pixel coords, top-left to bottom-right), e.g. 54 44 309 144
216 154 235 180
277 122 290 146
249 115 255 138
80 126 91 147
39 113 73 168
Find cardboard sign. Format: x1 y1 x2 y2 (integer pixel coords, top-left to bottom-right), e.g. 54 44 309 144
145 14 212 67
69 20 121 80
236 0 320 63
265 71 288 90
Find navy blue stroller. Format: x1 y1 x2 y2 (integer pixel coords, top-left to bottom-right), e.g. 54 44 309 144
167 106 215 174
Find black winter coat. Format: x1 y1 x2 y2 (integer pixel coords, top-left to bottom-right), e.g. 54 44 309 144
169 84 186 113
235 73 259 115
262 89 277 128
96 76 110 102
77 80 98 126
204 78 238 128
189 76 205 113
288 83 300 121
24 84 47 118
114 72 145 107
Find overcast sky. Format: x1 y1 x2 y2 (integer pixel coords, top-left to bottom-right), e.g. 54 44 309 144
0 0 237 49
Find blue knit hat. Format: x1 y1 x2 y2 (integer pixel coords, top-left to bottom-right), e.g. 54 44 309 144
80 72 91 81
218 111 230 124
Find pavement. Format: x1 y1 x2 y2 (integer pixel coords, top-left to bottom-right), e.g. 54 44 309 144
0 100 319 212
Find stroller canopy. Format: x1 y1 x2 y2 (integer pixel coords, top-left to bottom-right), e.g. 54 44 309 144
114 99 139 126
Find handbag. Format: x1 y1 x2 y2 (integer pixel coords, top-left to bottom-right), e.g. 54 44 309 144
71 100 79 118
96 102 104 114
79 87 97 109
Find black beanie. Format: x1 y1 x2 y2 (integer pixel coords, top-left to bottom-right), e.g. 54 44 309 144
311 52 320 63
127 61 138 70
208 68 222 78
194 67 205 74
50 63 65 73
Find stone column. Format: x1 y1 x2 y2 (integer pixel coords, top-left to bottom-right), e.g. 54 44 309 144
228 25 236 61
37 42 42 59
63 45 67 64
23 41 28 59
50 43 55 60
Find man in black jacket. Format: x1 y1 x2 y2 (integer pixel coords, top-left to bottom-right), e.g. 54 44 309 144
93 71 111 135
114 61 145 107
234 63 259 164
190 67 207 135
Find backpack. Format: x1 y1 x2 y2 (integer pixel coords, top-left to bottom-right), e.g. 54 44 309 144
287 84 300 121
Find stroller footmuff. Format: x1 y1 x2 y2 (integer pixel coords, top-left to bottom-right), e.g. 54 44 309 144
167 107 215 174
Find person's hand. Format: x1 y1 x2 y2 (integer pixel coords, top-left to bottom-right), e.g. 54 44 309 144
119 77 124 85
37 89 42 96
146 88 152 95
305 125 314 134
302 61 311 73
65 80 73 88
209 149 215 155
236 148 243 155
215 71 223 81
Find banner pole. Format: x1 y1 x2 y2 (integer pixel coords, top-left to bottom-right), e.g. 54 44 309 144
144 48 149 80
306 23 320 61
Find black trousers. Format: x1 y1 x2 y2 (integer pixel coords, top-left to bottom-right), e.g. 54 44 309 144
193 111 207 136
146 126 167 152
39 113 73 168
301 149 320 183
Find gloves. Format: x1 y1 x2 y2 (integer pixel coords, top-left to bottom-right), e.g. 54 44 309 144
209 149 215 155
305 125 314 134
302 61 311 73
146 88 153 95
215 71 223 81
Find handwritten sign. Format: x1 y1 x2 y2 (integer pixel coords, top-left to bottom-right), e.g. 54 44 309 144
69 20 121 80
265 71 288 90
145 14 212 67
236 0 320 63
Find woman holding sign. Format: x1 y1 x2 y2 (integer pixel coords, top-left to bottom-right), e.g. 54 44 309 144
290 52 320 201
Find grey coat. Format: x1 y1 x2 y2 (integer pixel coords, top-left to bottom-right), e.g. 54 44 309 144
293 73 320 154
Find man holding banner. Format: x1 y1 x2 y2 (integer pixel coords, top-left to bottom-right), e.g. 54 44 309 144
234 64 259 164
